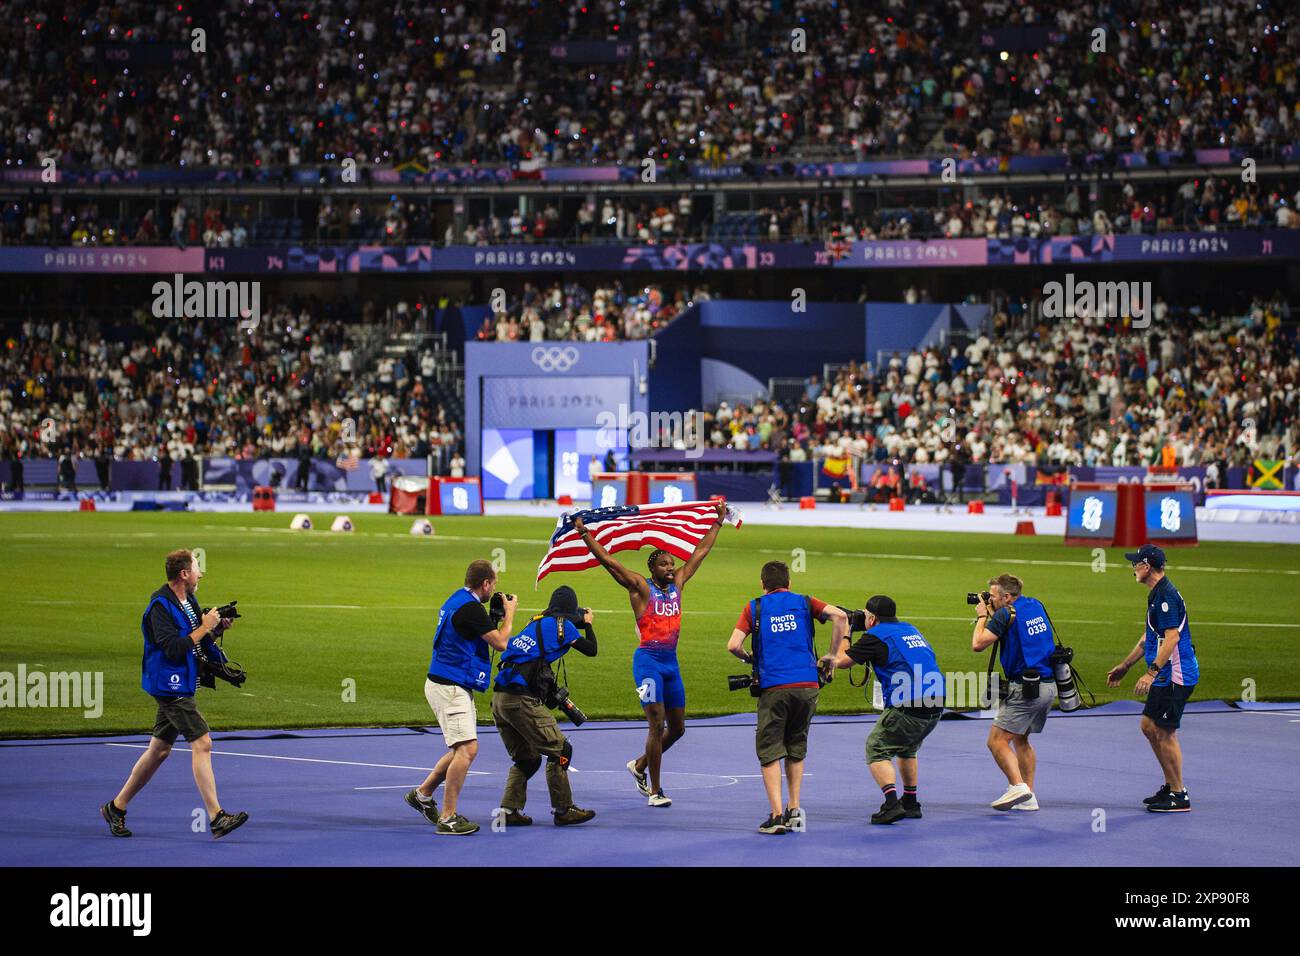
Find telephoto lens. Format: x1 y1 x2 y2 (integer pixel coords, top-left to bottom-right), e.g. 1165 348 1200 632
554 688 587 726
1052 646 1082 712
727 674 755 692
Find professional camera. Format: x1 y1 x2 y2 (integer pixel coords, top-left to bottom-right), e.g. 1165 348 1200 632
836 605 868 631
489 591 515 627
727 672 761 698
966 590 992 606
196 601 246 689
214 600 240 619
550 686 588 726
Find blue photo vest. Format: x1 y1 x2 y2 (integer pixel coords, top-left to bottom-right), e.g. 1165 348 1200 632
140 592 199 698
867 620 945 709
1001 596 1055 680
494 615 575 691
750 591 819 689
428 588 493 692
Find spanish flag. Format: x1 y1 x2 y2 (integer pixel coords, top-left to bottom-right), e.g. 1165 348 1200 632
821 454 857 489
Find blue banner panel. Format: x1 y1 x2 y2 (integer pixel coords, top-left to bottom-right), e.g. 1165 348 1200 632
591 476 629 508
646 476 697 504
439 480 483 513
480 429 536 499
201 457 425 494
554 429 629 502
482 375 630 430
1067 490 1118 540
1144 490 1198 540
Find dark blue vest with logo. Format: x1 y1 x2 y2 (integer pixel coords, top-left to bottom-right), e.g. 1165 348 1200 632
428 588 492 692
1001 596 1055 680
494 615 575 691
141 591 198 697
867 620 945 708
750 591 819 689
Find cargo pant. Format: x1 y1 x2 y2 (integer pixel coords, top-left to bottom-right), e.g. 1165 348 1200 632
491 691 573 811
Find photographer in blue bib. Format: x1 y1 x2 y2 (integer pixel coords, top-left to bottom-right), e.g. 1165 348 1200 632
971 573 1056 811
101 549 248 840
406 559 515 836
822 595 945 825
491 585 598 827
727 561 849 835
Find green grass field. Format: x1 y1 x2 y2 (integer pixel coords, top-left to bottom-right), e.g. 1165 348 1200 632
1 511 1297 737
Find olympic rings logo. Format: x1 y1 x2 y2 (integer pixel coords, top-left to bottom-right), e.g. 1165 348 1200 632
531 346 579 372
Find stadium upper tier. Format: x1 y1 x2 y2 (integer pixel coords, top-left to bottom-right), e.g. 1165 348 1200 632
6 177 1300 249
1 0 1294 172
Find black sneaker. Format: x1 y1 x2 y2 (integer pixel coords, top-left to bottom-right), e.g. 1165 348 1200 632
758 813 788 834
211 809 249 839
404 788 440 825
783 807 806 831
1142 783 1172 806
500 808 533 827
436 813 480 835
1147 790 1191 813
901 799 923 819
100 801 131 838
554 806 596 827
871 801 906 825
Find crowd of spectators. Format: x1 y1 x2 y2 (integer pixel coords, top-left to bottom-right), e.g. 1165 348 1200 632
2 0 1293 174
702 296 1297 473
8 173 1298 249
472 281 707 342
0 304 464 472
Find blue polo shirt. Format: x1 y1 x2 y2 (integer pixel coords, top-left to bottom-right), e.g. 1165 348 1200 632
1145 576 1198 687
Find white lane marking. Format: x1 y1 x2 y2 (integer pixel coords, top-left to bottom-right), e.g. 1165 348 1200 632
103 742 492 773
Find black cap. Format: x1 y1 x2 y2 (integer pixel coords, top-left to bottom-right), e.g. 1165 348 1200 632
865 595 898 620
545 585 586 625
1123 544 1166 569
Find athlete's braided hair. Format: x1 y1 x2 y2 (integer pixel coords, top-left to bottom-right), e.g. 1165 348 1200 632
646 548 669 571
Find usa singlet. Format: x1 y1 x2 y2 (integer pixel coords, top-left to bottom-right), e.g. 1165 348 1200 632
637 581 682 652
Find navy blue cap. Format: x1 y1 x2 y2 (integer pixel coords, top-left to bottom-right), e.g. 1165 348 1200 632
1124 544 1166 569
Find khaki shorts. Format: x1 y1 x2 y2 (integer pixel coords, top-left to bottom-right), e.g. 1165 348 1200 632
865 707 941 763
755 686 819 764
425 679 477 746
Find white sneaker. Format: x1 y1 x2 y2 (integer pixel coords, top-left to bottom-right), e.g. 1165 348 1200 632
627 759 650 797
648 790 672 808
991 783 1033 811
1012 795 1039 811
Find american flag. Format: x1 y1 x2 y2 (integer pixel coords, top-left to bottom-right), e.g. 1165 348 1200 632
536 500 742 585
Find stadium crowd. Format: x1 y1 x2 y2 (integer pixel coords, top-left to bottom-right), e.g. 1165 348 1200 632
0 304 464 471
472 281 706 342
6 171 1298 250
703 296 1297 472
2 0 1293 173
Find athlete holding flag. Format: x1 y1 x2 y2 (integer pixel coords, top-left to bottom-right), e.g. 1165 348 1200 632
573 500 727 808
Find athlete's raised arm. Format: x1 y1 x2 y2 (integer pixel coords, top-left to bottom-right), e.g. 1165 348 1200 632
676 500 727 591
575 516 650 599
